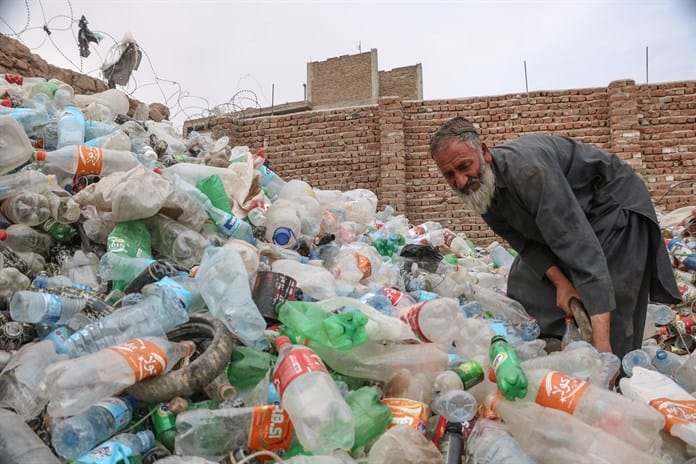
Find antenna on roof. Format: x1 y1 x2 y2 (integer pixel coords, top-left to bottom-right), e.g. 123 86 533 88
357 40 362 53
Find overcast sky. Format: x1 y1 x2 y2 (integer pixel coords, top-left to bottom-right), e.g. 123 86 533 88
1 0 695 129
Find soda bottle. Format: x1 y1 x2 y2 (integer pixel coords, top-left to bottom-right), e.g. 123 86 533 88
38 336 194 417
272 335 355 453
72 430 155 464
0 224 53 256
489 335 527 400
561 317 583 349
174 404 293 460
51 395 138 459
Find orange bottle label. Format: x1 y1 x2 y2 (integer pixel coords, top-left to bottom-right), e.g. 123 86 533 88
355 253 372 279
649 398 696 431
108 338 168 382
382 398 430 434
400 302 430 342
535 371 590 414
272 347 328 398
248 404 293 460
76 145 104 177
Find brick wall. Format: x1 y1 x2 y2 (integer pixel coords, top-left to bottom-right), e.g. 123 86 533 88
307 49 378 108
379 64 423 100
201 79 696 246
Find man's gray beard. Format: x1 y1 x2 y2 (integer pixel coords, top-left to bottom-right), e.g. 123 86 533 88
455 161 496 215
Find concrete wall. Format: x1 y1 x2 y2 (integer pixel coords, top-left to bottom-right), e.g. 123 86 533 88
199 79 696 245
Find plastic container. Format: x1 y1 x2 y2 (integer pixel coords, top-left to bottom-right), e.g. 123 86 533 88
653 349 684 378
647 303 675 326
51 395 138 459
489 335 527 400
396 297 462 343
9 290 86 325
272 335 355 454
0 224 53 255
144 215 208 270
73 430 155 464
56 104 85 148
345 386 392 452
265 198 302 249
622 349 657 377
0 114 36 174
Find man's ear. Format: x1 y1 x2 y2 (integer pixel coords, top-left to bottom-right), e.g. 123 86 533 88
482 142 492 163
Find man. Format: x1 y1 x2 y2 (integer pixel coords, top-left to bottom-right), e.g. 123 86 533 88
430 116 680 358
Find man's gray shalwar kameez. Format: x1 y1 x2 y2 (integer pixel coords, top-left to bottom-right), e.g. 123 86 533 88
480 134 680 358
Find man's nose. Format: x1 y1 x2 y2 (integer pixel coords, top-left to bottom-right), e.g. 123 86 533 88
454 171 469 189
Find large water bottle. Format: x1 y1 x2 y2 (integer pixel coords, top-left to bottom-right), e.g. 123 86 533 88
646 303 675 326
61 279 191 357
194 246 266 348
272 335 355 454
51 395 138 459
9 290 86 325
73 430 155 464
57 104 85 148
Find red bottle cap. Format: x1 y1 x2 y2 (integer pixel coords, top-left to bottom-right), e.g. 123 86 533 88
274 335 291 351
0 230 7 241
34 150 47 161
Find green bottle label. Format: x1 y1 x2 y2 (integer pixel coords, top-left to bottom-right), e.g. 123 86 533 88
453 360 484 389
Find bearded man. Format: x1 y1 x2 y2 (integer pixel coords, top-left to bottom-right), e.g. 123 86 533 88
430 116 680 359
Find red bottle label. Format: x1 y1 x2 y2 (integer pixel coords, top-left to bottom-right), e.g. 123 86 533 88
383 287 405 306
400 302 430 342
108 338 168 382
535 371 590 414
272 347 328 398
4 74 23 85
443 229 456 247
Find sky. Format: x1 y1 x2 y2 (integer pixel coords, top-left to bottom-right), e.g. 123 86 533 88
1 0 695 129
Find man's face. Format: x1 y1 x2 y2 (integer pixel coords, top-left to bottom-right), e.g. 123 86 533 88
433 139 496 215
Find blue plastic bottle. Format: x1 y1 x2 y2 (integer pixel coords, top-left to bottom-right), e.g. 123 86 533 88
51 395 138 460
57 104 85 148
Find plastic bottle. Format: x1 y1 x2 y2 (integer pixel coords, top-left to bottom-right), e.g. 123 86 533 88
560 317 583 349
61 280 191 357
33 145 141 191
489 335 527 400
0 340 62 420
0 191 51 226
9 290 86 325
653 349 685 377
395 297 462 344
272 335 355 454
367 425 443 464
265 198 302 249
0 115 35 175
38 218 77 242
259 164 286 202
61 249 100 290
0 224 53 255
673 351 696 394
38 336 194 417
647 303 675 326
522 368 664 453
489 245 515 268
56 104 85 148
72 430 155 464
622 348 657 377
431 389 478 423
490 395 666 464
51 395 138 459
32 273 91 290
465 417 538 464
226 346 278 391
174 404 293 460
0 407 61 464
144 215 208 270
345 386 392 453
382 368 433 434
195 246 266 348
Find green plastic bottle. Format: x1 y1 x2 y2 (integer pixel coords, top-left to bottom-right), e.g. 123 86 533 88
225 346 277 391
452 359 485 390
346 386 392 453
38 218 77 243
489 335 527 400
149 403 177 451
277 300 369 351
106 220 153 291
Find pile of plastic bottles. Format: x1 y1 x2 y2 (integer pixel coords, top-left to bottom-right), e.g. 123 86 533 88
3 72 696 464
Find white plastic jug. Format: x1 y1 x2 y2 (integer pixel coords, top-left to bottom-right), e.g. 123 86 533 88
0 115 34 175
265 198 302 249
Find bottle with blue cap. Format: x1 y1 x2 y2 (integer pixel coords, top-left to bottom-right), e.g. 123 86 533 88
265 198 302 249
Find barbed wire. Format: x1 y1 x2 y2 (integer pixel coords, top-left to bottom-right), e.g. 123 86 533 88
0 0 262 129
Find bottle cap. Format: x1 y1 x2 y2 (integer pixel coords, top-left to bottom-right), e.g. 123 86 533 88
34 150 47 161
0 230 7 241
274 335 291 351
490 334 507 344
564 317 575 324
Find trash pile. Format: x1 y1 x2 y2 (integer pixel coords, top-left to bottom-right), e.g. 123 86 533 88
2 72 696 464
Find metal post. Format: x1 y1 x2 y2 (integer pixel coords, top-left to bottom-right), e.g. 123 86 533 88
524 60 529 93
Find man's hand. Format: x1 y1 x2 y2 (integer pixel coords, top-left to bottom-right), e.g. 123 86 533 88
545 266 579 317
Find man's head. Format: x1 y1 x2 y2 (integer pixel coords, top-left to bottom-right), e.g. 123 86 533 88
430 117 496 215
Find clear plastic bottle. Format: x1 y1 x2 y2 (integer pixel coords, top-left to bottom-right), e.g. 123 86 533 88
522 368 664 453
73 430 155 464
0 407 61 464
33 273 92 290
0 191 51 226
466 417 538 464
57 104 85 148
259 164 286 202
144 215 208 270
0 114 35 174
396 297 462 343
0 224 53 255
273 335 355 454
174 404 293 460
265 198 302 249
62 283 190 358
51 395 138 459
195 246 266 348
38 336 194 417
673 351 696 394
561 317 583 349
622 348 657 377
9 290 87 325
490 397 665 464
653 349 684 378
0 340 62 420
647 303 675 326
